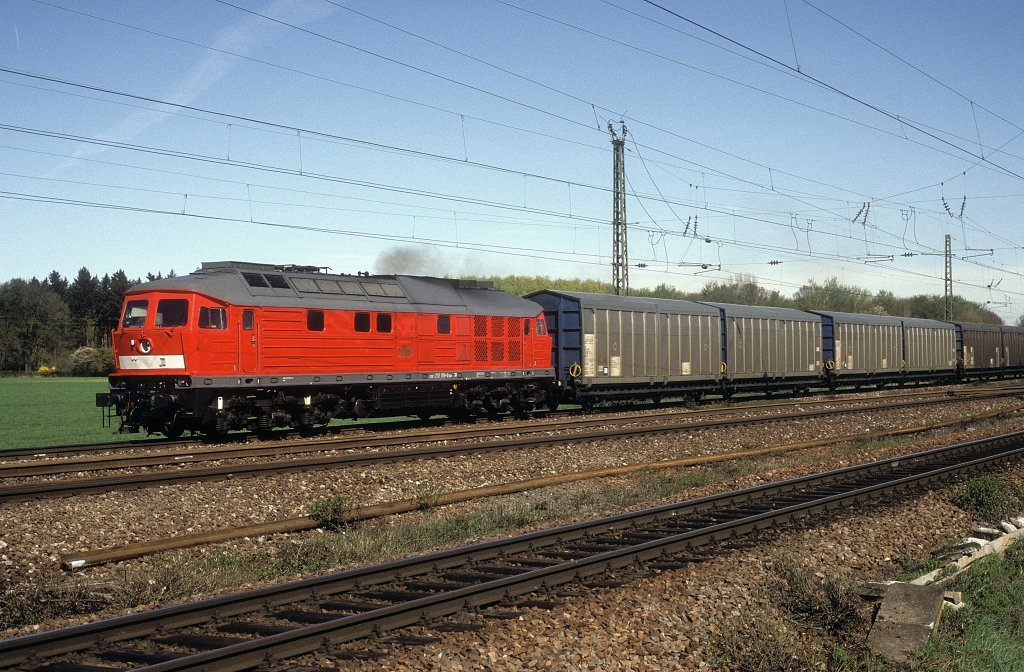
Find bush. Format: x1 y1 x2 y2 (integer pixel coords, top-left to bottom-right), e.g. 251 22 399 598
308 494 356 530
1 575 110 631
949 476 1023 523
774 557 862 637
69 347 115 376
710 618 824 672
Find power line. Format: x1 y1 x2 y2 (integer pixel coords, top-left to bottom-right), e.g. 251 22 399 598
796 0 1024 135
638 0 1024 183
26 0 1012 231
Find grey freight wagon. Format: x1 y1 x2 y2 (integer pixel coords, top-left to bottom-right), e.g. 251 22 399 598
812 311 956 386
957 322 1004 375
901 317 957 377
809 311 903 382
698 302 822 390
1000 326 1024 372
527 290 722 403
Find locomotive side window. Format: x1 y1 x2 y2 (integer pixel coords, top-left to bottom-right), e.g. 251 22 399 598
355 313 371 332
122 300 148 328
536 319 547 335
242 310 254 330
155 299 189 327
376 313 392 333
307 310 325 331
199 307 227 329
437 315 451 334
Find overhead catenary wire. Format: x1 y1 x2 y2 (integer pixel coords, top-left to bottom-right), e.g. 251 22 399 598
638 0 1024 183
5 2 1022 317
17 0 1019 254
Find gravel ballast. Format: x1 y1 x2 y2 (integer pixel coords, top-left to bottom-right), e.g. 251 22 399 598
2 390 1024 668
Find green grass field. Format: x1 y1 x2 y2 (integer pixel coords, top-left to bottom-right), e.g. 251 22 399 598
0 377 119 450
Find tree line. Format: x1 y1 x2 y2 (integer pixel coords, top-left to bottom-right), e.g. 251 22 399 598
0 268 174 373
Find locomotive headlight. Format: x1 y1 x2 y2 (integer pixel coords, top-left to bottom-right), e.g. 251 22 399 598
138 338 153 354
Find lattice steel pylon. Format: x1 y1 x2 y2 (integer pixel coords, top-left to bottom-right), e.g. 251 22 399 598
944 234 953 320
610 122 629 296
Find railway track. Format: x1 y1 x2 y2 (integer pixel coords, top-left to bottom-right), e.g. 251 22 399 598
1 391 1015 504
58 402 1021 569
3 386 1014 478
4 383 1016 463
3 430 1022 671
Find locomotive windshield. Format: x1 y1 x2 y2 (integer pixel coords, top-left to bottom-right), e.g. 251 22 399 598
121 300 148 328
155 298 189 327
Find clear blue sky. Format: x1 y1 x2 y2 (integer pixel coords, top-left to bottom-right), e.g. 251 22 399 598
3 0 1024 322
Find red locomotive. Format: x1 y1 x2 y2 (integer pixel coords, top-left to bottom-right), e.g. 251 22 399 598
97 262 555 436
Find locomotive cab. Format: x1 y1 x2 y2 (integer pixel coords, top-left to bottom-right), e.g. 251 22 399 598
99 291 230 437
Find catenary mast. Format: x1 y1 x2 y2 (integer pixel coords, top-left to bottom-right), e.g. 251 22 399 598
610 122 628 296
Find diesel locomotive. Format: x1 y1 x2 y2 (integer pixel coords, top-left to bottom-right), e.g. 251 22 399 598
96 261 555 437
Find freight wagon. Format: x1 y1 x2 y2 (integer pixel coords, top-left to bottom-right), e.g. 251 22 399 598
526 290 722 405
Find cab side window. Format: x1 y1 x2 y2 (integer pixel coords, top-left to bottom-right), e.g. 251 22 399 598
355 313 370 333
199 307 227 329
155 299 189 327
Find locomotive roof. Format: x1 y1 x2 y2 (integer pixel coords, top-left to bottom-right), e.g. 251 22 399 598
526 289 719 316
128 262 542 317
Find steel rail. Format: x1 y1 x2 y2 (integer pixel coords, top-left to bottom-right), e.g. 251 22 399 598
3 431 1022 670
0 394 1006 504
3 386 993 476
3 383 1014 462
